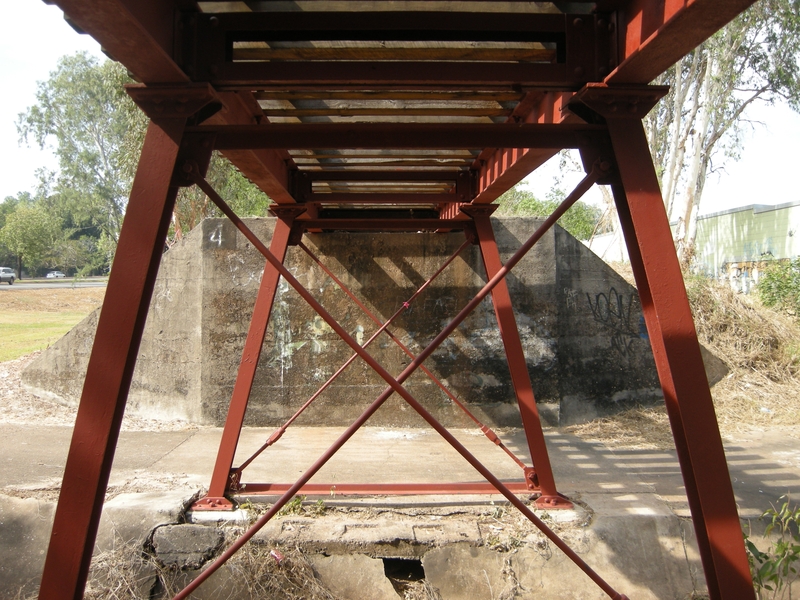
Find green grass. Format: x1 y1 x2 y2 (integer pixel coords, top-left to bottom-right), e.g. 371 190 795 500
0 312 89 362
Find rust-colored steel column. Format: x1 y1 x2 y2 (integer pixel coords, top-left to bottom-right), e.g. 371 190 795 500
461 205 567 507
605 116 754 599
39 119 187 600
198 207 303 509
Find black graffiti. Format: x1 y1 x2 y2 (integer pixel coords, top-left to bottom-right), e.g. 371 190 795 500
611 332 636 357
587 287 640 357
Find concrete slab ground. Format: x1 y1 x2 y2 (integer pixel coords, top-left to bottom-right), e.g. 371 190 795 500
2 423 798 598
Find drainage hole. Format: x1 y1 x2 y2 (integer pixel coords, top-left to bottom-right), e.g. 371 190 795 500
383 557 426 595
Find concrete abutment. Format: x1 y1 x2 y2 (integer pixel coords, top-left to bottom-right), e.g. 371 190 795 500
21 217 725 428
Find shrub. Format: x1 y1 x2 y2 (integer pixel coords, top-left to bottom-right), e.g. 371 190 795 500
758 258 800 317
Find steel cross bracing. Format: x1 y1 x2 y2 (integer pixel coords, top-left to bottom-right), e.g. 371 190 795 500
201 218 546 502
35 1 762 599
181 161 619 598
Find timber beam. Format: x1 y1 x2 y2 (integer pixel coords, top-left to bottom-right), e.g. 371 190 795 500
187 122 606 151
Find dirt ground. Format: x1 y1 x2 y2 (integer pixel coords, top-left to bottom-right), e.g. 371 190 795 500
0 288 194 431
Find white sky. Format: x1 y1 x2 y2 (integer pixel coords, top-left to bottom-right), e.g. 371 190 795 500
523 100 800 216
1 3 105 201
3 2 800 216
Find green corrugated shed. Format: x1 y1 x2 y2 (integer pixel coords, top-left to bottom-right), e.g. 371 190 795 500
695 200 800 278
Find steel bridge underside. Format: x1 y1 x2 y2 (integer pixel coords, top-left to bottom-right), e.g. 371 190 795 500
37 2 760 599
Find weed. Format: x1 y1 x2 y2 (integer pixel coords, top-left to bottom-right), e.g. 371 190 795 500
278 495 306 516
745 495 800 599
310 498 327 516
274 495 327 518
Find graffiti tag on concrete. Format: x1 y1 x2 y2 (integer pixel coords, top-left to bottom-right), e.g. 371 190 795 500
586 287 641 357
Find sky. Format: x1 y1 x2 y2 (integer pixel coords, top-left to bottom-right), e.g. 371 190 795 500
2 2 800 217
523 100 800 216
1 3 105 202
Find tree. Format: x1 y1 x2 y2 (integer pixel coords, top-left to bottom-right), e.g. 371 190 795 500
495 185 601 241
645 0 800 262
17 52 147 258
0 203 60 278
17 52 271 265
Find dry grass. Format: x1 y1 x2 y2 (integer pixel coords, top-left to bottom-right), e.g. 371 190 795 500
86 543 344 600
567 406 674 450
0 287 106 312
569 268 800 449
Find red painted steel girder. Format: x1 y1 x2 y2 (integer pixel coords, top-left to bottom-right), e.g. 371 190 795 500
39 119 189 599
605 115 755 600
205 212 299 506
49 0 760 204
609 0 757 84
473 92 581 203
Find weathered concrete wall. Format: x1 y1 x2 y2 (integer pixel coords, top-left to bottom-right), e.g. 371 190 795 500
23 216 687 427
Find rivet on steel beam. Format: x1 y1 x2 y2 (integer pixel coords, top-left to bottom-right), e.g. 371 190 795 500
209 16 219 27
573 17 583 27
597 19 607 29
574 67 584 78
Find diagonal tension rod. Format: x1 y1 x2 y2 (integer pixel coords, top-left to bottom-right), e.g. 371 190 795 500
233 237 476 476
180 161 626 600
297 239 528 470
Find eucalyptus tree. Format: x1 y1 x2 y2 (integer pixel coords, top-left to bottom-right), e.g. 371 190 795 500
17 52 270 267
645 0 800 262
17 52 145 254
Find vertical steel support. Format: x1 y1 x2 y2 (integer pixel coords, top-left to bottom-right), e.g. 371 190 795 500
606 116 754 600
39 119 186 600
462 206 567 506
198 208 303 509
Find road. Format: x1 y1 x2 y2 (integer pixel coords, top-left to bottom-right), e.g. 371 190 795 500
0 278 108 290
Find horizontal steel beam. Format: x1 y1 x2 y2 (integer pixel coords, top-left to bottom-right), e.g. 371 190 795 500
186 10 611 87
196 11 571 38
303 194 459 204
296 218 470 231
298 171 465 182
190 123 607 150
233 482 534 496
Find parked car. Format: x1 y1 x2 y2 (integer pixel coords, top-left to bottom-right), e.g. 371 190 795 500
0 267 15 285
46 271 66 279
